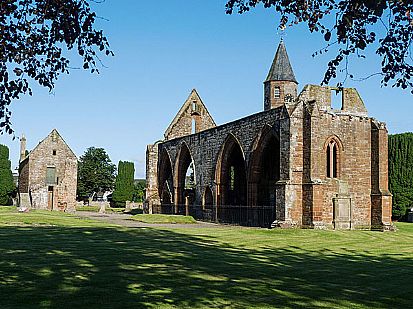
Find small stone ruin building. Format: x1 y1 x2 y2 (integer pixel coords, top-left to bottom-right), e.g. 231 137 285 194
146 41 393 230
18 129 78 212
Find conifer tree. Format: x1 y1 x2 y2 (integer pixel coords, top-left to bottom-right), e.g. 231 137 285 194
389 133 413 219
112 161 135 207
0 145 15 206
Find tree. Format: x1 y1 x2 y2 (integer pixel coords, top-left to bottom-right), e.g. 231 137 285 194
389 132 413 219
133 179 146 203
112 161 135 207
225 1 413 93
0 144 15 205
0 0 113 134
77 147 116 199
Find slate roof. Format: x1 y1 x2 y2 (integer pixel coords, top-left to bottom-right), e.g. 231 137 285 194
265 41 298 83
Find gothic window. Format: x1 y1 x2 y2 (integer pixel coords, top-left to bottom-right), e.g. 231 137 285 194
191 118 196 134
326 139 339 178
274 87 280 99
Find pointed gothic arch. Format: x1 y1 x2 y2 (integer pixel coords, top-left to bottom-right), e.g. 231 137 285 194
158 148 173 205
248 125 280 206
174 142 196 206
215 134 247 206
323 135 343 179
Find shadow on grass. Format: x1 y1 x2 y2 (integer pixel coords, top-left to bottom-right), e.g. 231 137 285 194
0 226 412 308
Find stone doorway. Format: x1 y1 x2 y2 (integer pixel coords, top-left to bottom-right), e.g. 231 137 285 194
47 186 54 210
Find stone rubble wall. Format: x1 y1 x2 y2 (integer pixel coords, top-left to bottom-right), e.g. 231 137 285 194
20 131 78 212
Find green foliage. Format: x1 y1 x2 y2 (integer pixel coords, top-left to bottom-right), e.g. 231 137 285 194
112 161 135 207
0 145 15 205
131 214 197 224
133 179 146 202
0 1 113 134
389 133 413 219
75 205 100 212
77 147 116 198
225 1 413 93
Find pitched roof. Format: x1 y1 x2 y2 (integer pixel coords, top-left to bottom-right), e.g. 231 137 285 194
26 129 77 160
265 40 298 83
164 89 216 139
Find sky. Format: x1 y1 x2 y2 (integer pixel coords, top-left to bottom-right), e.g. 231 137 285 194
0 0 412 178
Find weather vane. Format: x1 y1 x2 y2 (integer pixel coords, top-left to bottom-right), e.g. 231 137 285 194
278 24 287 41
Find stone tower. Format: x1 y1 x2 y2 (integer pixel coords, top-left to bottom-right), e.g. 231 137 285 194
264 40 298 110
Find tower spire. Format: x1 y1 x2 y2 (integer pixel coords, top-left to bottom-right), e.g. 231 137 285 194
265 41 297 84
263 41 298 110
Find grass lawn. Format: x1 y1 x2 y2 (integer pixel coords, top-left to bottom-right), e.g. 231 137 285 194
75 205 101 212
75 205 136 214
131 214 197 224
0 207 412 308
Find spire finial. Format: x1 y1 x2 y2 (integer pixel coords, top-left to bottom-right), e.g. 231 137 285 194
278 25 287 42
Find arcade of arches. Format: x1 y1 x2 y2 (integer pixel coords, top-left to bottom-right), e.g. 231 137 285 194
146 41 393 230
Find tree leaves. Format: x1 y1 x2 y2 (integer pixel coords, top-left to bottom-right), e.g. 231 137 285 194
225 0 413 94
389 133 413 219
77 147 116 198
0 144 16 206
112 161 135 206
0 0 113 134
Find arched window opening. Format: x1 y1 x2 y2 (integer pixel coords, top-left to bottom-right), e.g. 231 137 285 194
191 118 196 134
326 139 339 179
185 162 195 189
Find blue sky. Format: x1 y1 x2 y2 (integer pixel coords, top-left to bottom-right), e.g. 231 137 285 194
1 0 412 178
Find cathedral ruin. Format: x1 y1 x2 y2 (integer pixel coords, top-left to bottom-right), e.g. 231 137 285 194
145 41 393 230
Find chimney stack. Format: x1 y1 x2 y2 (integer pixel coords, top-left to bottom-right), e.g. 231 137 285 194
20 134 26 162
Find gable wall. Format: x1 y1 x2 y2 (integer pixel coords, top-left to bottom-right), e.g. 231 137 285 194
28 132 77 211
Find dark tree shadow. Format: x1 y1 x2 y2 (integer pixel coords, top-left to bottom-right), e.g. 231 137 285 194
0 226 412 308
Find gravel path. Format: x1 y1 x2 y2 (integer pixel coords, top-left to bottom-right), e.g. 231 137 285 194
75 211 226 229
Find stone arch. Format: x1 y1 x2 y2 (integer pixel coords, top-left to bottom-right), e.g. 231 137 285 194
215 133 247 206
174 142 196 206
158 148 173 205
323 135 343 179
248 125 280 206
203 186 213 210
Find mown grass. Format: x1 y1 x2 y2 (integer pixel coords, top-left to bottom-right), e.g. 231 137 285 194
0 207 412 308
75 205 100 212
0 206 113 228
131 214 197 224
75 205 133 214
